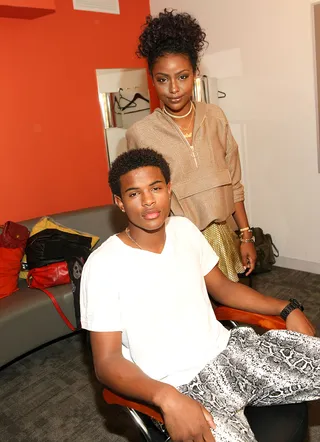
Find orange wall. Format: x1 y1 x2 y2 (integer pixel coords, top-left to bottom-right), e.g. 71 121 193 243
0 0 152 224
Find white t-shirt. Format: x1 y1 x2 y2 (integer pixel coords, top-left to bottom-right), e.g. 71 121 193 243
80 216 230 387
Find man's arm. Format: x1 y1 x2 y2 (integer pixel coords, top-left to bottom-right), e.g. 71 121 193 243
90 331 216 442
205 265 315 336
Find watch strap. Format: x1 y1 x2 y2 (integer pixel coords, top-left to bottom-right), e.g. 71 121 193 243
280 298 304 321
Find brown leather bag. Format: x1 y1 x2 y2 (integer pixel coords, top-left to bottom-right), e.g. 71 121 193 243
0 221 29 249
251 227 279 274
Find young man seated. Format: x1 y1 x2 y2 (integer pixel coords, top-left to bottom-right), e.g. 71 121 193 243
80 148 319 442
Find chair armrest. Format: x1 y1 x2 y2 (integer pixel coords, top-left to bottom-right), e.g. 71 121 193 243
103 388 164 423
213 303 286 330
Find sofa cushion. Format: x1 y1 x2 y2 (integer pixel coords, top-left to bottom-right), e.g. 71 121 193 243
21 205 127 247
0 279 76 367
0 204 128 367
20 206 128 278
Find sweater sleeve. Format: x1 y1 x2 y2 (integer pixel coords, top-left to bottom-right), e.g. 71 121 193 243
126 124 146 150
223 116 244 204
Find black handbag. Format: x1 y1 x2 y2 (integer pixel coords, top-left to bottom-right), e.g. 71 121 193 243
25 228 91 270
251 227 279 274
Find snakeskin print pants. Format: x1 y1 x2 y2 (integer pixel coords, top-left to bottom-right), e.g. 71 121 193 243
177 327 320 442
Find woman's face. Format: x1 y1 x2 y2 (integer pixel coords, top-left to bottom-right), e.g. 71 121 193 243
152 53 195 115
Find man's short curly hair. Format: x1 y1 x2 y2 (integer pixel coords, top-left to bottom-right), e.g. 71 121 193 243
108 148 171 197
137 9 207 73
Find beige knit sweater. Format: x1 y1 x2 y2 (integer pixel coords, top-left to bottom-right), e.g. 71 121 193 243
126 101 244 231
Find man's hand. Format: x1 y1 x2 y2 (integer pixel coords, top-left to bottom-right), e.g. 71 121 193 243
286 309 316 336
158 387 216 441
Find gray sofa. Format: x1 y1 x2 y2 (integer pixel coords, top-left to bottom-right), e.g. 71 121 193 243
0 204 127 368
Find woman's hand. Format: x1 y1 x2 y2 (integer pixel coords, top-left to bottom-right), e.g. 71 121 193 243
286 309 316 337
159 388 216 441
240 242 257 276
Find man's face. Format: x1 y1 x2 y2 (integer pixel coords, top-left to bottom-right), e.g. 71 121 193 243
115 166 171 232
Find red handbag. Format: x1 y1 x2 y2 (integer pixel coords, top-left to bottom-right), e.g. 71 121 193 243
0 247 24 299
27 262 75 331
0 221 29 249
27 261 70 288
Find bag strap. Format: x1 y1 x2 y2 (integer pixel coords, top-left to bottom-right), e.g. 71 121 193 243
39 287 76 332
271 241 279 257
265 232 280 258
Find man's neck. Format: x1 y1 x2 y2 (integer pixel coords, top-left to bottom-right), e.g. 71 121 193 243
125 223 166 254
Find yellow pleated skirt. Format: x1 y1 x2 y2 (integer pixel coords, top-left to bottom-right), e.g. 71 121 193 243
202 222 244 282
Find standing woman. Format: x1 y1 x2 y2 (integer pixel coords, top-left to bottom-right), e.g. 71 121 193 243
126 9 256 281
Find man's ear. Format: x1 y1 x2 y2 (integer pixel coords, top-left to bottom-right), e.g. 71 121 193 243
114 195 125 213
167 182 172 197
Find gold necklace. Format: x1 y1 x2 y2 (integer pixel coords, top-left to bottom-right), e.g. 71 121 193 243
125 227 165 252
163 101 194 119
179 112 195 139
125 227 142 249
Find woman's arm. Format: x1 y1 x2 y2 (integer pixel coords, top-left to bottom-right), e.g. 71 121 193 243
233 201 257 275
223 118 257 274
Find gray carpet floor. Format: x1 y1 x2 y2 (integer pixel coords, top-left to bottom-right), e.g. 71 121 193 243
1 266 320 442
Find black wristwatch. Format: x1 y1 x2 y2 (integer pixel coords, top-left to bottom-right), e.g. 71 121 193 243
280 298 304 320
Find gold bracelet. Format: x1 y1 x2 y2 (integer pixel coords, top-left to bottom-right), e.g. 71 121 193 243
240 226 250 232
240 236 255 243
239 229 253 238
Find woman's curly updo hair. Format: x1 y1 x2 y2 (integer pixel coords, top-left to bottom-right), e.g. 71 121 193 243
137 9 208 73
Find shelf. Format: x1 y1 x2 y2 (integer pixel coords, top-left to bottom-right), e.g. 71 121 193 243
0 0 56 19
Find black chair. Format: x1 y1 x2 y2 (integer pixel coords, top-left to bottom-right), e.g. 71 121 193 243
103 305 308 442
